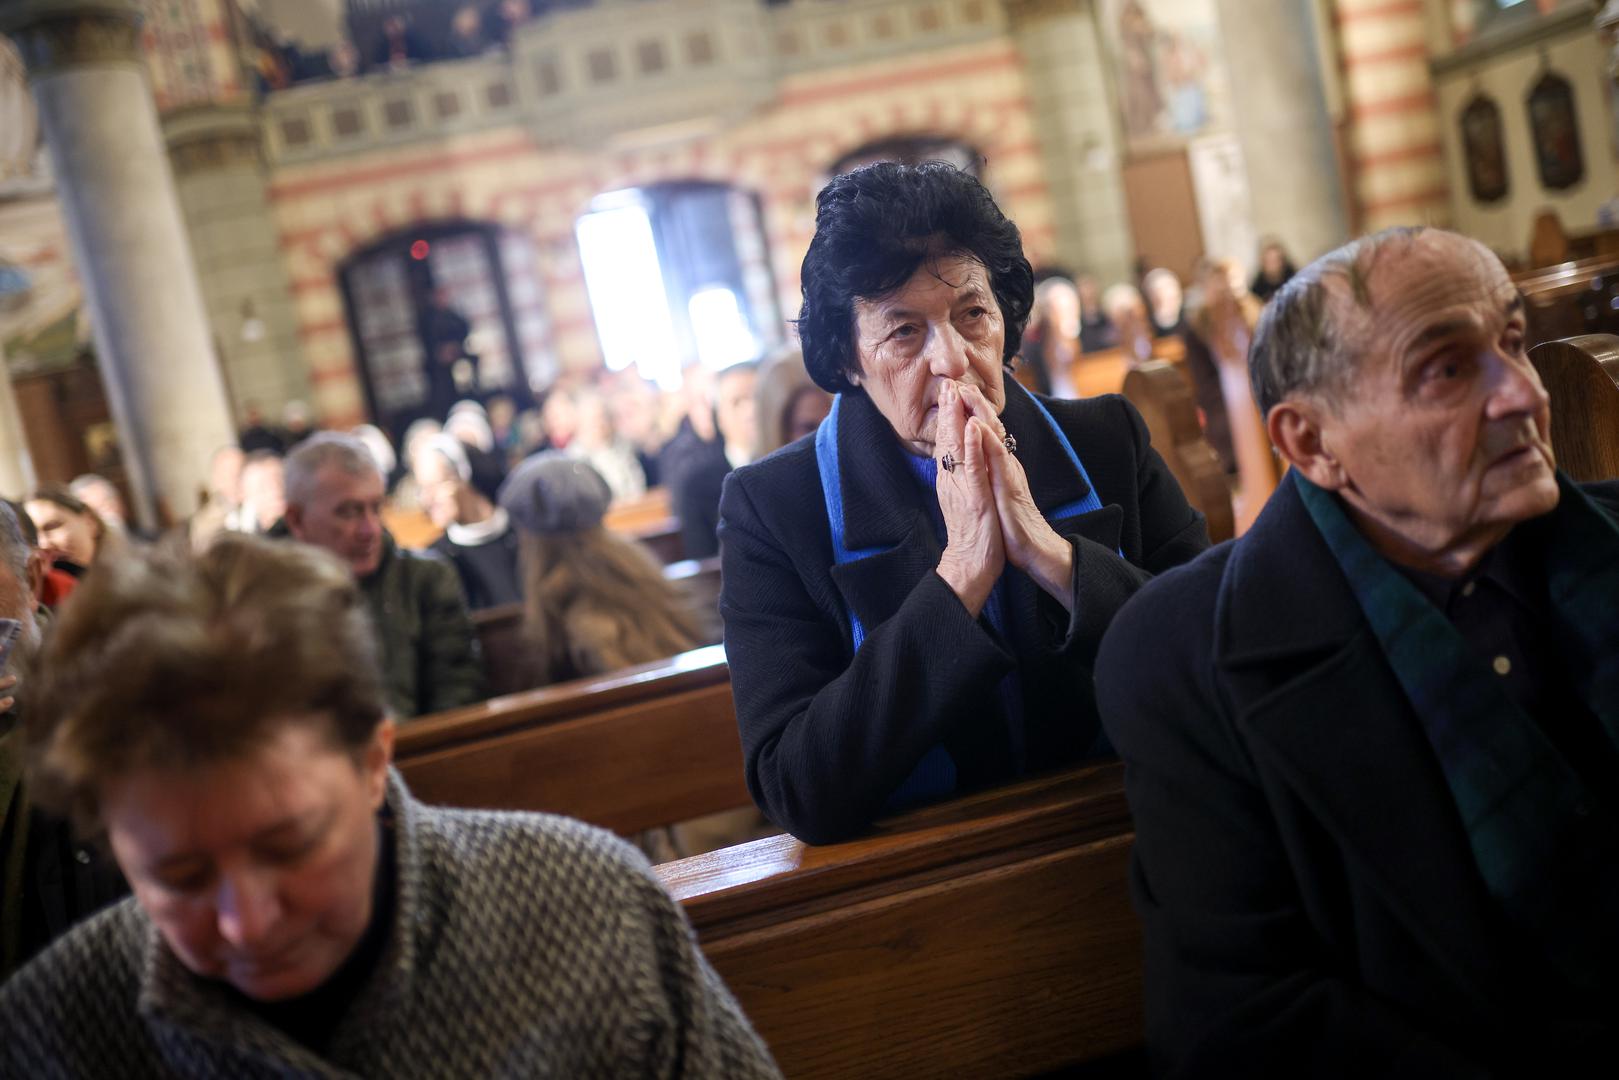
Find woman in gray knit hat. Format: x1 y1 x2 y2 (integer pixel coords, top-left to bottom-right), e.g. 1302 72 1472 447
0 534 779 1078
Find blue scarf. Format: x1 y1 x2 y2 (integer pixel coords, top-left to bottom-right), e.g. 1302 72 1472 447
1297 474 1619 990
814 391 1106 810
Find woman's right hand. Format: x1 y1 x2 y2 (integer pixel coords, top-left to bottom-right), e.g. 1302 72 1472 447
934 381 1004 616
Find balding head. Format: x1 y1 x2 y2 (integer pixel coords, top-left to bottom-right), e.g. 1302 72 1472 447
1259 227 1554 577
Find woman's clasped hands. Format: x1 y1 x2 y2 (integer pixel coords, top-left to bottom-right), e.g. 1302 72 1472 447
933 380 1075 616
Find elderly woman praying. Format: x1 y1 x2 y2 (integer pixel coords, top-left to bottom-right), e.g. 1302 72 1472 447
717 162 1209 843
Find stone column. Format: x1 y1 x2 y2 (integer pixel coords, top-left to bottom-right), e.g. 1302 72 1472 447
1002 0 1136 285
0 342 38 497
0 0 236 526
164 103 311 418
1213 0 1349 265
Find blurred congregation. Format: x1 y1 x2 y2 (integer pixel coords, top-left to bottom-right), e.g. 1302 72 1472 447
3 0 1619 1076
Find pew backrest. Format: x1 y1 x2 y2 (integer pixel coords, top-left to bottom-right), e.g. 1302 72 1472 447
657 764 1143 1078
1515 255 1619 347
1124 360 1235 543
1529 334 1619 483
397 645 751 834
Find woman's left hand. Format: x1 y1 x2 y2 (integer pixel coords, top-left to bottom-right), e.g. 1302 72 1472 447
958 386 1075 613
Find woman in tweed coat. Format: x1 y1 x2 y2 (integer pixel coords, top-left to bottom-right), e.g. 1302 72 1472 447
0 535 778 1079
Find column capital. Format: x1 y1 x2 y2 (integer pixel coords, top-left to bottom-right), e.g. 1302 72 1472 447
999 0 1089 31
0 0 143 78
162 102 265 177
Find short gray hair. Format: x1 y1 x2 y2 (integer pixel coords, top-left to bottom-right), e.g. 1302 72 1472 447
283 432 382 509
1248 226 1427 416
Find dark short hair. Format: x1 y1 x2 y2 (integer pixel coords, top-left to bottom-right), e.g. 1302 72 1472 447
796 162 1034 393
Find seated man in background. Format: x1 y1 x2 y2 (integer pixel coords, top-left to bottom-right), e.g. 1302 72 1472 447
669 361 757 560
1097 227 1618 1075
1 536 779 1076
414 433 522 611
284 433 484 718
0 502 124 979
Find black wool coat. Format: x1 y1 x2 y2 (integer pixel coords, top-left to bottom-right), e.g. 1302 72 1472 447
718 382 1208 844
1095 472 1619 1078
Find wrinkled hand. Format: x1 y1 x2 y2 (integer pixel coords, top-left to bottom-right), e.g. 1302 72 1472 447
959 385 1076 613
934 381 1004 616
0 673 17 715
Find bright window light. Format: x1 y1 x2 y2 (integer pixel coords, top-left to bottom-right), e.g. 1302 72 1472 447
688 286 757 371
576 202 680 388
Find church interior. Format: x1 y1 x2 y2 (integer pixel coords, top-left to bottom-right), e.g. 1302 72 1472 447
2 0 1618 1075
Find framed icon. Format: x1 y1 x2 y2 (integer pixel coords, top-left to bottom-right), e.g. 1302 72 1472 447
1460 93 1509 203
1526 70 1584 191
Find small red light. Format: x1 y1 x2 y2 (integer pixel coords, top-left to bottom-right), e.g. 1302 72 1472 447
410 240 430 260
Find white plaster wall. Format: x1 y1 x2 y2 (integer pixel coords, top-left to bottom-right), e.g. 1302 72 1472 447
1435 25 1617 260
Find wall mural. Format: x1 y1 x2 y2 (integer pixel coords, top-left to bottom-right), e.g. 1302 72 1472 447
1100 0 1230 152
1460 92 1510 203
1526 68 1584 191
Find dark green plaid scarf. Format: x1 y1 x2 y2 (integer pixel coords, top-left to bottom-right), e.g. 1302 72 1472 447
1297 473 1619 991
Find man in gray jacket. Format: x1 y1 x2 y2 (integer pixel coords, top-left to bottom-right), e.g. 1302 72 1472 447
285 432 484 718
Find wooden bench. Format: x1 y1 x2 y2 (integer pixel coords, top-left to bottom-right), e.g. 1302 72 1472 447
468 556 722 696
396 645 750 836
1529 334 1619 483
607 487 686 564
1124 361 1234 543
1515 254 1619 347
657 763 1143 1078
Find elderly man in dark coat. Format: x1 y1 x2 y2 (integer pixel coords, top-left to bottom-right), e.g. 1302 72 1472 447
1096 227 1619 1077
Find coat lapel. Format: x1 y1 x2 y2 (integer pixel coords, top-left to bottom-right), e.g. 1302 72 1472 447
1216 475 1514 1011
828 392 945 637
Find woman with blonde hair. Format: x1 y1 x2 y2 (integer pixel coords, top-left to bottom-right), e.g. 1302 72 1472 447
498 453 704 686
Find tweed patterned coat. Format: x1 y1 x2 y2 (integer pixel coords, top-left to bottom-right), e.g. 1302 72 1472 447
0 772 781 1079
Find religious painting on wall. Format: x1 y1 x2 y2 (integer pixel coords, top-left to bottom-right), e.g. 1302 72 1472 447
1526 70 1584 191
1100 0 1231 152
1460 93 1509 204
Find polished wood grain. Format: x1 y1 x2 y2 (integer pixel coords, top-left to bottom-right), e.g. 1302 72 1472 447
396 645 750 834
1529 334 1619 483
1123 361 1234 544
1514 254 1619 347
657 764 1142 1078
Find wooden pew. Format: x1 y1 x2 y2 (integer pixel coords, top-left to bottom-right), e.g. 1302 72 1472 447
607 487 686 564
396 645 750 836
1514 254 1619 347
657 763 1143 1078
1529 334 1619 483
1124 361 1235 543
469 556 723 696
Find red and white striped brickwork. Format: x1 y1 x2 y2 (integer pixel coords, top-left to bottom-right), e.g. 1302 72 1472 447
1331 0 1451 232
265 39 1053 426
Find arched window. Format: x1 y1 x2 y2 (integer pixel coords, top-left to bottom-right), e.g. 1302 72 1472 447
575 181 781 389
339 221 552 437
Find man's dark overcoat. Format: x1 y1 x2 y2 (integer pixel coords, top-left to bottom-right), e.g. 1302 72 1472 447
1097 472 1619 1078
